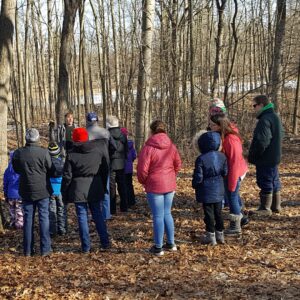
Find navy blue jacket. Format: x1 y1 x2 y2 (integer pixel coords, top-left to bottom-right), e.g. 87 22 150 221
192 132 228 203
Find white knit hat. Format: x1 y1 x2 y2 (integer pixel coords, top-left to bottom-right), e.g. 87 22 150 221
106 115 119 129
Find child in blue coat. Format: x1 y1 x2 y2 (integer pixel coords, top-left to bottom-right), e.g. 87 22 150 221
3 151 23 229
192 131 228 245
48 142 66 236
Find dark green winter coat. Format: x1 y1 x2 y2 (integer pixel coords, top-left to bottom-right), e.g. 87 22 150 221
248 107 284 167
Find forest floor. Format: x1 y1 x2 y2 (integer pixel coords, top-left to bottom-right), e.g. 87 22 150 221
0 132 299 299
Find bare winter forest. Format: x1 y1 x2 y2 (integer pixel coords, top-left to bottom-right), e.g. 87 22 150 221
0 0 299 299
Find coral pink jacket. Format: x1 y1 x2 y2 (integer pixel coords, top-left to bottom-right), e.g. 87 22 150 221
222 132 248 192
137 133 182 193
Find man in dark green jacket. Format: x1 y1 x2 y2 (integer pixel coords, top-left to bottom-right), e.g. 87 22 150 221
248 95 284 215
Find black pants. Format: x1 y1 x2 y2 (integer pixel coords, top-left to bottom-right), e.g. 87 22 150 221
125 173 136 207
110 169 128 214
203 202 224 233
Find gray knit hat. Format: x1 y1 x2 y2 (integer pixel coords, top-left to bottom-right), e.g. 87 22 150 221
25 128 40 143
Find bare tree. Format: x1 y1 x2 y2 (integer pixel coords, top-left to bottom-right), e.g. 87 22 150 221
270 0 286 112
56 0 81 125
135 0 155 152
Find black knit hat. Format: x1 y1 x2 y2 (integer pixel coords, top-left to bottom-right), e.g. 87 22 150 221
48 142 60 156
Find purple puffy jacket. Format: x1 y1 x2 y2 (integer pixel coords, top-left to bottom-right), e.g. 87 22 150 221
124 140 137 174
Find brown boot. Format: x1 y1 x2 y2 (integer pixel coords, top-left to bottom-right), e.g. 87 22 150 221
253 192 272 216
271 191 282 213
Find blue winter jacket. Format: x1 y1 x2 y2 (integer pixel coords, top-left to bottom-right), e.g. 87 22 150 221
3 152 21 199
192 132 228 203
50 156 64 196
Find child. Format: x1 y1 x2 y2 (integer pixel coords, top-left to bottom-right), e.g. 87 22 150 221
192 131 228 245
48 142 66 236
121 127 137 208
3 151 23 229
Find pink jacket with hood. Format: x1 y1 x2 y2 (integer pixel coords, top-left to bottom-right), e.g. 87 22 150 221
222 126 248 192
137 133 182 194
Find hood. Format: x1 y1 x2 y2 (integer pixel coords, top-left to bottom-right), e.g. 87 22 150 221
145 133 172 150
198 131 221 154
73 141 97 153
88 125 110 140
128 139 134 150
109 127 124 140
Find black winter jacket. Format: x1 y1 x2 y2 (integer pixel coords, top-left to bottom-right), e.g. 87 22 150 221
61 139 109 203
248 108 283 167
108 127 128 171
12 143 54 201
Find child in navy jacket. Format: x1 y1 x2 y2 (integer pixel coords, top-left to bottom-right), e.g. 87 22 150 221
48 142 66 236
3 151 23 229
192 131 228 245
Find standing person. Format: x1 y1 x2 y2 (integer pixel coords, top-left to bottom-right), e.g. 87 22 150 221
3 151 23 229
210 115 248 235
192 131 228 245
86 112 114 220
137 120 182 256
55 111 77 158
61 128 110 253
48 142 66 237
106 116 128 214
248 95 284 215
12 129 53 256
121 127 137 208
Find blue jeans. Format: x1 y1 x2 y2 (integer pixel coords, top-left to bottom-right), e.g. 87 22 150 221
75 201 109 252
224 179 242 215
49 195 66 235
23 198 51 256
256 165 281 193
147 192 175 248
101 175 111 220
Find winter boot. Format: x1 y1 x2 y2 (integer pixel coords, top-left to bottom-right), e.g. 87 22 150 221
201 232 217 246
216 231 225 244
271 191 282 213
241 214 249 227
254 192 272 216
224 214 243 235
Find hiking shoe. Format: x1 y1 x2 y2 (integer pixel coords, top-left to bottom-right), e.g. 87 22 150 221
149 245 164 256
163 243 177 252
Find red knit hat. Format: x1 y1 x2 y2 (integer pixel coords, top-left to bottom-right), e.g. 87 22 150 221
120 127 128 136
72 128 89 142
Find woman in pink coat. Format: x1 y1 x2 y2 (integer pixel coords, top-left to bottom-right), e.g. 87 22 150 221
137 120 181 256
210 114 248 236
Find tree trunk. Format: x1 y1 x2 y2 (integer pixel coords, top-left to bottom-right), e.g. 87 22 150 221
0 0 16 229
56 0 81 125
135 0 155 152
270 0 286 112
211 0 227 98
48 0 55 120
292 58 300 135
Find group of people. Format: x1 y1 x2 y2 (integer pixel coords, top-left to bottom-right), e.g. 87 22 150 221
3 94 283 257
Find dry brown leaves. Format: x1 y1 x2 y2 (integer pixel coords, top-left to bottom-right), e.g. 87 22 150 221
0 137 299 299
